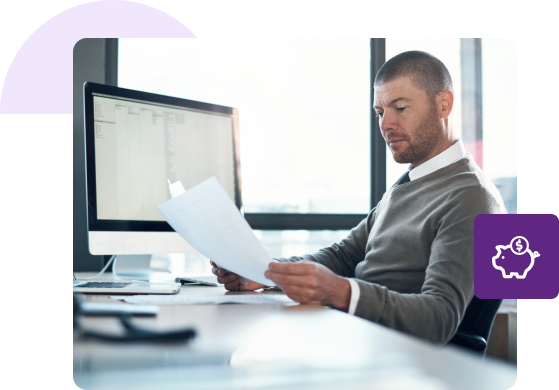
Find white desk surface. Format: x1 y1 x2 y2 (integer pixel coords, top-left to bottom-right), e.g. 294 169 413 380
74 272 516 390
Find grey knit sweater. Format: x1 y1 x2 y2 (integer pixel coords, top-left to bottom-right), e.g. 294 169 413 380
277 155 504 345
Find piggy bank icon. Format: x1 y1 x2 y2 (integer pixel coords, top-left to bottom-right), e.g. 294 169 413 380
492 236 541 279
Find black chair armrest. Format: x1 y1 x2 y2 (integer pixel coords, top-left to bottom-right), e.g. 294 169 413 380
449 331 487 353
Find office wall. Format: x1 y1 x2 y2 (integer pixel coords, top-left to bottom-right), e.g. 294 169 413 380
73 38 114 271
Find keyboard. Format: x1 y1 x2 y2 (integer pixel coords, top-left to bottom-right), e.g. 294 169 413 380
175 276 218 286
74 282 131 288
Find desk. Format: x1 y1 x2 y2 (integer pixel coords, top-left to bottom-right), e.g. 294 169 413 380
74 272 516 390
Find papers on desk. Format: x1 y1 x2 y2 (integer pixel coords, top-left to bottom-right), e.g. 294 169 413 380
111 294 296 305
157 177 274 286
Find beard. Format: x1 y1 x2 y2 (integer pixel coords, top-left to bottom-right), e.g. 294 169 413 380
388 107 443 165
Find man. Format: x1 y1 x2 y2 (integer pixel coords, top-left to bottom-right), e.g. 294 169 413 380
211 51 505 345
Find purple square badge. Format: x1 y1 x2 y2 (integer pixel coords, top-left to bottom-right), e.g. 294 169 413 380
475 214 559 299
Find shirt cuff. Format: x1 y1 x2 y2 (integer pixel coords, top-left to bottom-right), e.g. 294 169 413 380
347 278 360 316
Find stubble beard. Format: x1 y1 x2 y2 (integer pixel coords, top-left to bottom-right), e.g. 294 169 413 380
390 107 443 166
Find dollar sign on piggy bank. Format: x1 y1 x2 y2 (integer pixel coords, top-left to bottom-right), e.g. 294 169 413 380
492 236 540 279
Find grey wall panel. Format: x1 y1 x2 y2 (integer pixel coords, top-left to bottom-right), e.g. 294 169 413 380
73 38 105 271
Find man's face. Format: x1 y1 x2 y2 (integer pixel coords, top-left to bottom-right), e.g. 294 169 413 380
373 76 444 167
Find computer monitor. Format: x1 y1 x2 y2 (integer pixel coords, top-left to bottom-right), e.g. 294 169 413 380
83 82 242 258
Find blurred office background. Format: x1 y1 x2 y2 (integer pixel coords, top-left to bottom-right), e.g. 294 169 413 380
118 38 516 260
118 38 517 262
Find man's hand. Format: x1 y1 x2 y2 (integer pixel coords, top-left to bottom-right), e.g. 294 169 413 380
264 260 351 311
210 260 266 291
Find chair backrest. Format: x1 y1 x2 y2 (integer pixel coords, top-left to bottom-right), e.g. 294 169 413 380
449 296 502 355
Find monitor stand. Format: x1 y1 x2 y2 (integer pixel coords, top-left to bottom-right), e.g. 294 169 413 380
113 255 157 280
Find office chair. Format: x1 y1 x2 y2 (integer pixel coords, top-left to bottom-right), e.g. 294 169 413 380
448 296 502 358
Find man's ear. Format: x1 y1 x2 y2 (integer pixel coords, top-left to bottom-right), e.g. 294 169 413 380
438 90 454 119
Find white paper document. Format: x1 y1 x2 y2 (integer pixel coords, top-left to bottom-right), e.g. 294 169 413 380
157 177 274 285
111 294 296 305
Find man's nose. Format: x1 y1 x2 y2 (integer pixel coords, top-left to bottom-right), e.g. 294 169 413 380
379 110 397 132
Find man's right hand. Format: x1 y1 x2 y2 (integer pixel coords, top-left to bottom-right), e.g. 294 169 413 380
210 260 266 291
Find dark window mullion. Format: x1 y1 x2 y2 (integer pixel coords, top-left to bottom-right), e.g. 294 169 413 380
104 38 118 87
370 38 387 208
244 213 368 231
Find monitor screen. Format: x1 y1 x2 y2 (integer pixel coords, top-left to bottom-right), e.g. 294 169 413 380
83 82 242 239
92 94 236 221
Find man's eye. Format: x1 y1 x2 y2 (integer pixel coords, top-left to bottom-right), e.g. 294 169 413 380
397 106 406 112
376 112 383 118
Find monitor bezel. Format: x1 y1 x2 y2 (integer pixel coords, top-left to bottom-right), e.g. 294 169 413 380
83 81 243 232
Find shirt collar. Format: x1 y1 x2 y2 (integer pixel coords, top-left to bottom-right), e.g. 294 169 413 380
408 139 467 181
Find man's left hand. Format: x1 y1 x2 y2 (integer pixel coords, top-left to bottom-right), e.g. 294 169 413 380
264 260 351 311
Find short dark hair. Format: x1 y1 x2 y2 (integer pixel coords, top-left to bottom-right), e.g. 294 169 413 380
374 51 453 100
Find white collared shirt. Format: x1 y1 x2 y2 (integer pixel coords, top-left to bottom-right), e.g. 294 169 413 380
346 139 468 316
408 139 467 181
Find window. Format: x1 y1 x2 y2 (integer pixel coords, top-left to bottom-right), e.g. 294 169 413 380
481 38 517 213
254 230 351 258
119 39 371 230
151 230 351 274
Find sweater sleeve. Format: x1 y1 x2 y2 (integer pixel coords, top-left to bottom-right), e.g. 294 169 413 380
273 207 377 277
352 186 501 345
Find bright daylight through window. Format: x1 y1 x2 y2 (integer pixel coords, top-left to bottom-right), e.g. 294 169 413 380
481 39 517 213
119 39 371 215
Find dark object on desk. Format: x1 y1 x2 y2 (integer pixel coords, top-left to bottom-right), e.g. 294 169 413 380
261 286 282 292
175 276 218 287
73 293 196 343
80 302 159 316
448 296 502 358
